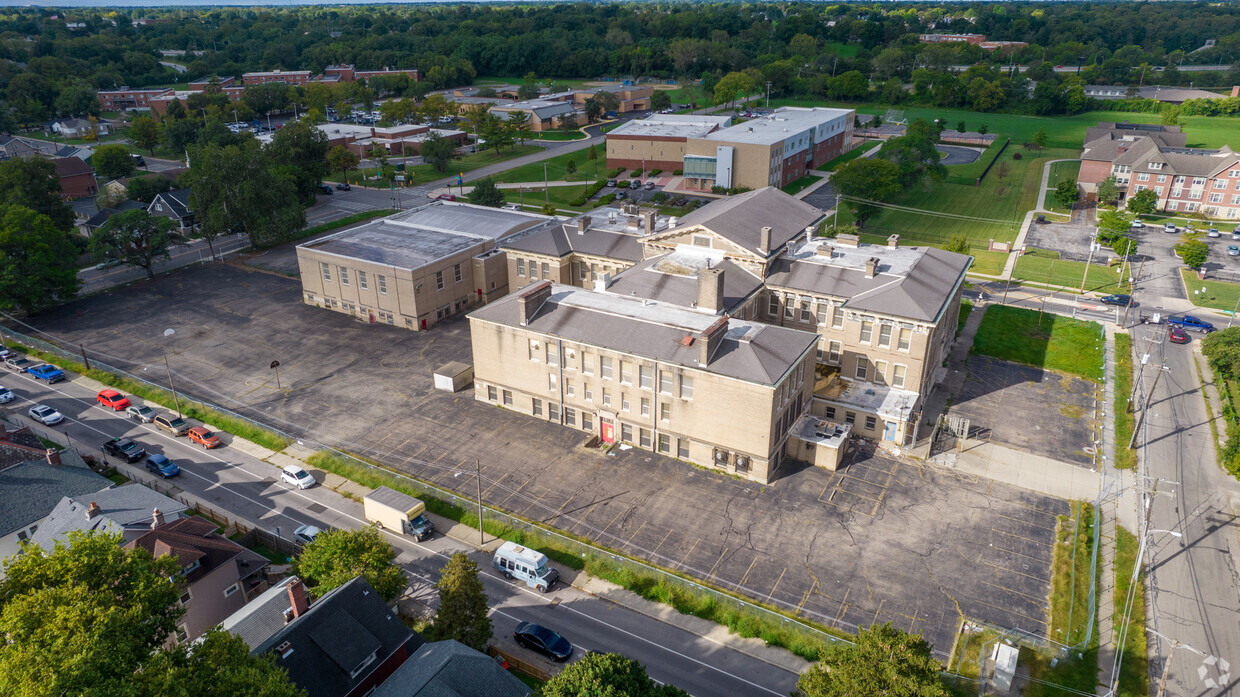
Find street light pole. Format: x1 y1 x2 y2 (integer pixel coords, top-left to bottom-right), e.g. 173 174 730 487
162 329 182 418
475 458 484 546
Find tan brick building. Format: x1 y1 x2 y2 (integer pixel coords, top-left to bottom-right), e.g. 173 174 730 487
489 100 579 132
605 115 732 171
296 202 557 330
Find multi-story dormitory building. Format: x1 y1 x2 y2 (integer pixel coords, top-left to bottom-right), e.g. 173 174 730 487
471 187 970 482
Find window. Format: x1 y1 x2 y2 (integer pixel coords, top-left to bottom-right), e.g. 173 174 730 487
799 298 813 322
1230 170 1240 178
659 371 673 394
827 340 841 364
1194 177 1207 187
658 433 671 453
517 258 526 277
377 274 387 294
602 389 611 407
541 262 549 278
680 375 694 399
532 399 543 416
529 339 541 361
487 385 497 401
621 393 630 412
641 397 650 417
566 380 574 397
865 416 877 431
175 626 189 644
692 235 711 247
1210 193 1224 204
873 360 887 384
768 294 780 316
454 263 462 282
892 364 906 388
358 270 368 290
548 374 557 391
547 343 559 367
621 423 633 442
639 365 653 390
321 263 331 281
898 328 911 351
620 362 633 385
845 411 856 425
639 428 651 449
1172 188 1184 198
583 384 593 401
1233 195 1240 205
340 267 349 285
549 402 560 421
854 357 868 380
600 356 613 380
816 303 828 325
1216 179 1229 189
831 306 844 329
860 320 873 343
579 263 588 281
824 406 836 419
435 271 444 290
784 295 796 319
1157 174 1167 183
503 390 513 406
1136 172 1150 182
583 354 594 376
565 407 576 426
179 589 192 606
224 584 239 598
582 412 593 431
660 402 670 421
677 438 690 458
878 324 892 348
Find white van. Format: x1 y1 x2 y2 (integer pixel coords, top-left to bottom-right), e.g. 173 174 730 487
493 541 560 593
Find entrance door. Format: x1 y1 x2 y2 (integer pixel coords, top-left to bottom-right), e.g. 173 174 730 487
884 421 898 442
600 419 615 444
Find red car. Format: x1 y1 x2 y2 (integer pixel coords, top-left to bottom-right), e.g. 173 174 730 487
1169 326 1190 344
96 389 131 410
187 426 222 449
437 194 456 201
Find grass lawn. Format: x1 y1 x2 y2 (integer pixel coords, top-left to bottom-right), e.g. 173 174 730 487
399 145 544 186
495 147 605 184
502 184 589 212
823 42 859 58
818 141 872 171
968 250 1008 276
972 304 1105 382
781 173 823 195
957 299 973 336
1114 332 1136 470
1179 268 1240 313
511 670 544 690
1114 526 1149 697
836 146 1076 252
533 130 588 141
1043 160 1082 213
1013 248 1128 295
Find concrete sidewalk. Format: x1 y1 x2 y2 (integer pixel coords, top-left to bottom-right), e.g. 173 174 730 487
931 439 1102 501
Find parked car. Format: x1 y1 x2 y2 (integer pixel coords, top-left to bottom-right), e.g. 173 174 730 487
4 357 32 373
1208 228 1221 238
27 364 66 384
1100 294 1133 307
335 182 351 191
513 622 574 662
614 191 628 200
187 426 222 449
629 180 641 190
145 454 181 478
319 185 333 195
131 154 146 167
606 179 617 187
293 525 322 545
153 414 190 436
1232 231 1240 240
1169 326 1191 344
437 194 456 201
96 389 130 411
94 258 122 271
1130 219 1144 228
102 437 145 463
0 385 12 404
644 180 655 190
503 203 521 211
126 405 156 423
1230 246 1240 257
1164 222 1178 233
28 404 63 425
281 464 317 489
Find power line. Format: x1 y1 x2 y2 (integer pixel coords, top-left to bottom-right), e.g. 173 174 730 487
838 194 1024 226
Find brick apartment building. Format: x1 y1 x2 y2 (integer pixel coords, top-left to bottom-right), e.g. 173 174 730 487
241 70 313 86
322 64 419 83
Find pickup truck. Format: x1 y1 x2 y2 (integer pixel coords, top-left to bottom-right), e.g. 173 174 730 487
102 438 146 463
1166 314 1216 333
27 364 66 383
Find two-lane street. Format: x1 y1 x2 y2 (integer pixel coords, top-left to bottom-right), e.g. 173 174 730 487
2 369 801 697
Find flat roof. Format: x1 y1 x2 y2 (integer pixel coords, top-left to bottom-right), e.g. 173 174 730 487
790 413 852 448
818 377 920 421
608 114 732 139
702 107 853 146
300 202 556 271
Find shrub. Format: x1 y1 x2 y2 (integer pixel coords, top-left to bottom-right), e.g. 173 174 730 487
673 169 683 175
605 167 624 178
597 193 616 206
649 168 662 176
651 192 669 204
629 168 643 177
617 179 630 188
1013 152 1023 160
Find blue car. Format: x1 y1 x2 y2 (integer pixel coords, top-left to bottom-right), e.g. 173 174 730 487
145 454 181 478
27 364 66 383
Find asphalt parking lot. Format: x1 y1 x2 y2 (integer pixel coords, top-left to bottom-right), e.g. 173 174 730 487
942 355 1100 467
22 263 1066 656
1023 219 1097 263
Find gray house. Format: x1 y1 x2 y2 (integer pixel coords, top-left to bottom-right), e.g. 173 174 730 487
148 188 195 232
30 482 189 551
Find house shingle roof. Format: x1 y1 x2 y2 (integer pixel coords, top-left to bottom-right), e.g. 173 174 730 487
663 187 825 258
371 640 532 697
30 483 189 551
220 576 300 649
53 156 94 178
124 516 267 584
0 447 110 537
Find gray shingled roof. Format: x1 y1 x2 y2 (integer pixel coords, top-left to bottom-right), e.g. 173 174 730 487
0 449 110 537
766 242 971 324
663 187 825 258
220 576 299 649
607 253 763 314
469 283 818 385
372 640 532 697
30 483 188 551
502 222 644 262
149 188 192 220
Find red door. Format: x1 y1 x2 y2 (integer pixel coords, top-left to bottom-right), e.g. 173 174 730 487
600 421 615 444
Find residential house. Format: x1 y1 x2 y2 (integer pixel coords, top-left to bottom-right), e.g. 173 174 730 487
0 135 60 160
148 188 195 232
219 576 303 649
53 156 98 198
0 423 111 565
371 640 531 697
30 483 189 551
124 516 270 645
252 577 424 697
50 117 107 139
79 199 147 236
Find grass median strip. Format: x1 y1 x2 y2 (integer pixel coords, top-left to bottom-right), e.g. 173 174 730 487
292 209 397 242
1114 526 1148 697
1114 332 1136 470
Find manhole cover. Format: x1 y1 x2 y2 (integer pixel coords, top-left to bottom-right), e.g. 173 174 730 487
306 503 327 514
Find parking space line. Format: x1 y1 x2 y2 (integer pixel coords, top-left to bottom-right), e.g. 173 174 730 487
737 556 758 589
650 529 672 558
871 598 885 626
705 547 729 581
624 520 647 549
601 506 628 537
676 538 700 570
834 587 851 624
765 567 786 604
992 511 1056 533
978 566 1051 597
481 472 509 499
797 578 818 612
969 592 1046 627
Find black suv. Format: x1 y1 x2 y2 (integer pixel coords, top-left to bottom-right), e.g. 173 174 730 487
102 438 145 463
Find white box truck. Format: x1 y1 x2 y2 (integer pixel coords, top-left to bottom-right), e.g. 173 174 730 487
364 486 436 541
493 540 560 593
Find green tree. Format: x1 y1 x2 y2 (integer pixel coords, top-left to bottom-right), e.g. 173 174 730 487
977 123 989 136
0 532 182 696
944 234 970 255
433 553 492 651
467 177 505 208
830 158 902 227
543 652 689 697
1175 233 1209 269
565 158 577 177
421 132 460 173
292 526 406 602
1031 128 1047 150
517 83 539 100
92 143 136 180
134 628 305 697
796 623 948 697
127 175 175 203
1128 188 1159 215
712 71 756 107
505 110 532 145
129 114 161 155
418 94 455 123
651 91 671 112
0 205 80 314
90 209 177 279
1097 210 1133 245
877 119 945 189
586 143 598 175
1160 105 1181 126
96 187 127 211
1202 328 1240 381
559 112 578 131
956 121 966 133
1097 176 1120 205
0 157 73 230
242 82 290 116
184 140 305 250
266 121 330 205
327 145 360 181
1054 179 1080 209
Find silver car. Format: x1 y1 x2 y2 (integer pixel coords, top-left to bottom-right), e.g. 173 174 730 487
293 525 322 545
126 405 156 423
28 404 63 425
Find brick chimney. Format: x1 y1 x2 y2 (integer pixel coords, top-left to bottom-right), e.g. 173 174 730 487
865 257 879 278
86 502 101 520
698 316 730 366
45 449 61 466
887 234 900 249
697 266 725 313
287 578 310 620
518 281 553 326
576 216 590 235
835 233 860 247
758 226 772 254
151 508 165 529
816 244 834 258
642 210 655 234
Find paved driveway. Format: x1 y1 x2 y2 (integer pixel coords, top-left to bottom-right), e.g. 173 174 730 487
23 263 1067 656
936 144 982 166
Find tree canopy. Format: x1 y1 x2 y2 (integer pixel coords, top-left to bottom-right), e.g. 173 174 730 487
433 553 492 652
542 652 689 697
292 526 406 602
829 158 902 227
467 177 506 208
0 204 80 314
796 623 948 697
90 209 178 279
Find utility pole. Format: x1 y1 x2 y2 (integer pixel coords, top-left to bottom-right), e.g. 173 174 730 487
1129 362 1167 449
79 344 90 372
765 81 772 108
542 163 549 203
1121 257 1146 327
1079 233 1097 294
163 355 183 418
475 458 484 546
